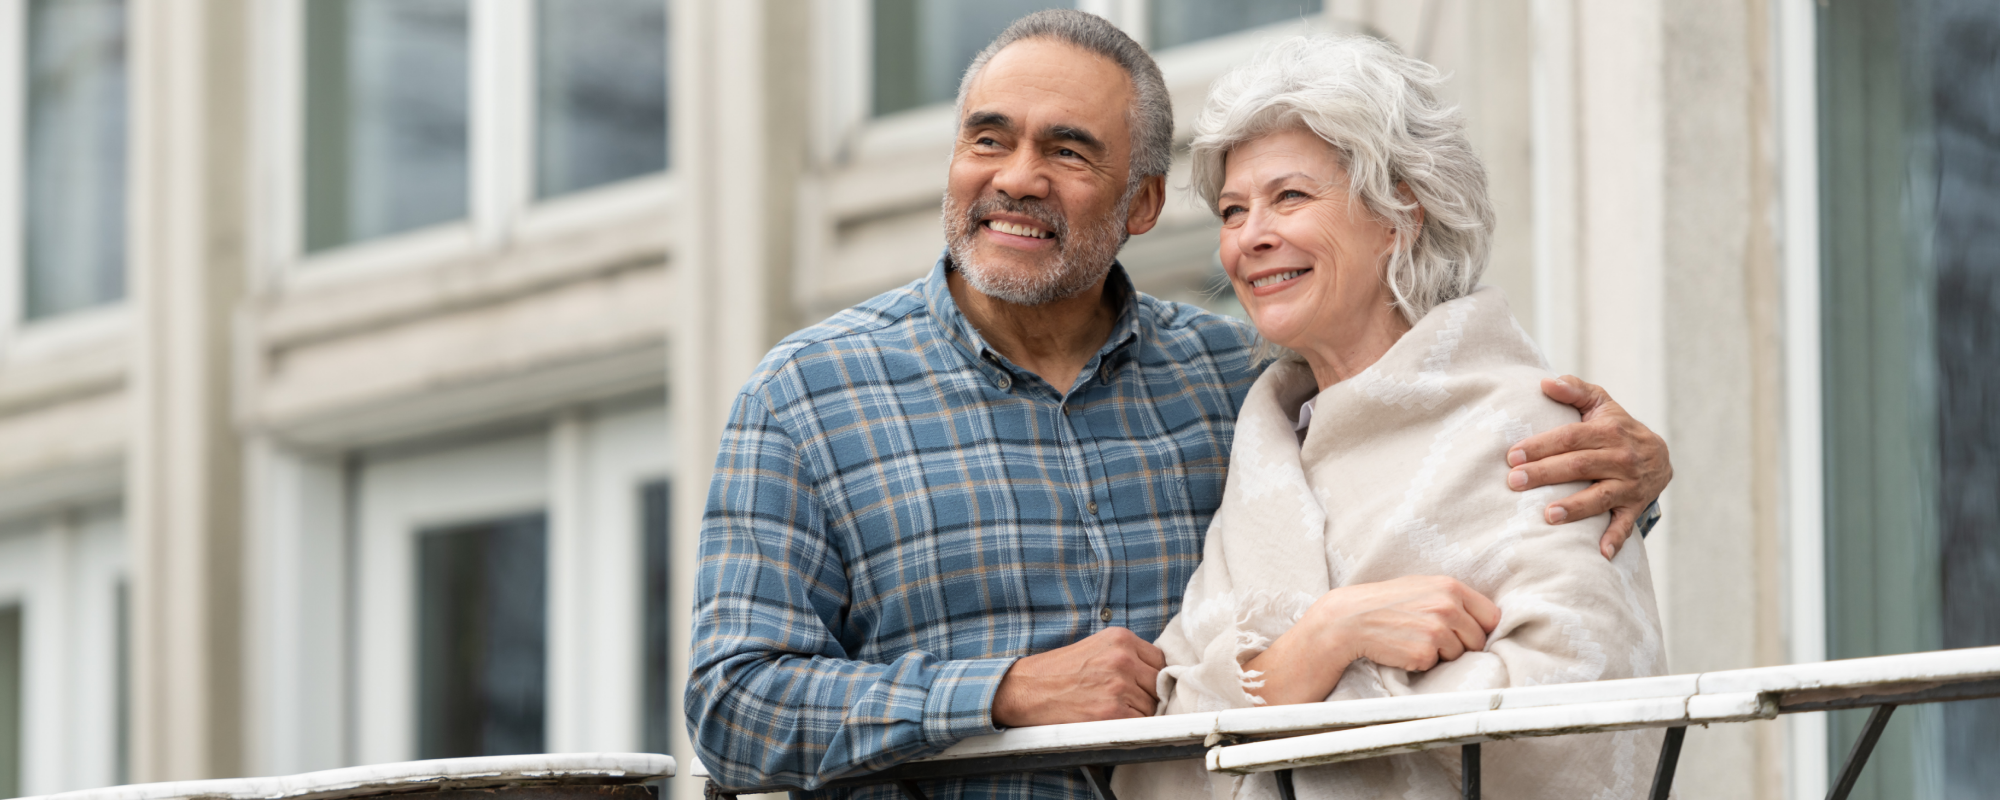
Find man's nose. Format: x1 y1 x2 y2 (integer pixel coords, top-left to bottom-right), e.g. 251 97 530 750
991 148 1050 200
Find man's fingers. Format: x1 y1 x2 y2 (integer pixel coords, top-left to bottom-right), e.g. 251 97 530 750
1599 507 1637 560
1133 639 1167 671
1539 376 1585 408
1508 421 1617 469
1546 480 1621 525
1510 449 1630 492
1542 375 1612 417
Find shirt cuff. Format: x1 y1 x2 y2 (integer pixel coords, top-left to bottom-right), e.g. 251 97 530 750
922 656 1017 747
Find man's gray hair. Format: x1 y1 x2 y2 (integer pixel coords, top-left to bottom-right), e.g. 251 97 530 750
1190 35 1494 324
957 10 1174 183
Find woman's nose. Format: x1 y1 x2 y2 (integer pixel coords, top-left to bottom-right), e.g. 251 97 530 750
1241 207 1282 253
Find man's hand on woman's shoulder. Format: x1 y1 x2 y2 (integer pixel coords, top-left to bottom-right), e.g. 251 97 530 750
1506 375 1674 560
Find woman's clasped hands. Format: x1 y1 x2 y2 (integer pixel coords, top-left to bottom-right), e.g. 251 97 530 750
1242 575 1502 706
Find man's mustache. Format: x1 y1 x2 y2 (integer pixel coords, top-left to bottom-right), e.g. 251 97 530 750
960 194 1069 242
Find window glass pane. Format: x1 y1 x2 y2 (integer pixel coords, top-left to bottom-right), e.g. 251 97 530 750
23 0 127 321
1147 0 1321 50
303 0 469 253
639 479 671 758
1818 0 2000 796
416 513 547 758
535 0 668 199
871 0 1072 117
0 604 20 799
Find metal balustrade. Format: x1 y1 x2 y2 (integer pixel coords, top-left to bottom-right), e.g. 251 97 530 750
696 646 2000 800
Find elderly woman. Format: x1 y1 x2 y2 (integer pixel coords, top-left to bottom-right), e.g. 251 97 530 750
1112 35 1667 800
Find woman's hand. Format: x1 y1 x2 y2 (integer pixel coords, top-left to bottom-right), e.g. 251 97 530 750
1242 576 1501 706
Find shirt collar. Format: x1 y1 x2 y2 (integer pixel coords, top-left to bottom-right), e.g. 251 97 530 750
923 250 1143 385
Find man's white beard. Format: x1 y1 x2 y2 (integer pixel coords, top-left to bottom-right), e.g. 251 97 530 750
943 188 1132 306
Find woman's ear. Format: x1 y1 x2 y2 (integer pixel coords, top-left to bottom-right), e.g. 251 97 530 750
1395 181 1425 248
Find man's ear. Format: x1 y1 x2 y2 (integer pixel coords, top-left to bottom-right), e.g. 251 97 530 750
1124 174 1168 236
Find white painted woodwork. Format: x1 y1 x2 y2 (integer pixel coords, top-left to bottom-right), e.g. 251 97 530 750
1208 693 1774 774
18 753 674 800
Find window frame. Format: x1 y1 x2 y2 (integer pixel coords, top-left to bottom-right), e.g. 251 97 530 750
0 1 131 361
0 505 127 795
1777 0 1827 797
251 0 675 292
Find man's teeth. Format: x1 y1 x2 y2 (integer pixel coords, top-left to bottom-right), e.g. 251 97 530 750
987 220 1052 239
1251 270 1307 288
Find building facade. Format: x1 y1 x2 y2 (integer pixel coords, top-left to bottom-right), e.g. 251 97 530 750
0 1 1990 799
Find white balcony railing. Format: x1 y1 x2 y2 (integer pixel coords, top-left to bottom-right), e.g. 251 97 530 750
19 753 675 800
697 646 2000 800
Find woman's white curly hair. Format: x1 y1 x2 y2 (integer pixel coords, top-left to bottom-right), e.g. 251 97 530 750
1190 34 1495 325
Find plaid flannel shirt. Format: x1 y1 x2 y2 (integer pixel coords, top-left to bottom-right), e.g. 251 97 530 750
687 255 1262 799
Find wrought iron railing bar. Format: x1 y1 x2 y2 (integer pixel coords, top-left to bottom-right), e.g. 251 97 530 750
1461 743 1481 800
1825 704 1897 800
1647 725 1687 800
893 779 929 800
1274 769 1298 800
1078 765 1116 800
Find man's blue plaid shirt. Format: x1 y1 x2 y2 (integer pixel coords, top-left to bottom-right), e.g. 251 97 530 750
687 255 1263 798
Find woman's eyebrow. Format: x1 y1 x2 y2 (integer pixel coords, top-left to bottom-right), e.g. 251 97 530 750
1218 172 1321 203
1261 172 1317 191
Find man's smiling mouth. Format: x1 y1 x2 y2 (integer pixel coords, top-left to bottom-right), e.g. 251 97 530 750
1251 269 1309 288
986 220 1054 239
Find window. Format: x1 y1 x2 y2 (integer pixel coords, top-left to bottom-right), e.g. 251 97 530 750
22 0 127 322
870 0 1072 117
302 0 470 254
0 603 19 799
1816 0 1999 796
285 0 670 263
1146 0 1322 51
416 513 549 758
535 0 669 198
865 2 1328 120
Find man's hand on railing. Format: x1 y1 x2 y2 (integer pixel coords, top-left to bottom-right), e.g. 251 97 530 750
992 627 1166 727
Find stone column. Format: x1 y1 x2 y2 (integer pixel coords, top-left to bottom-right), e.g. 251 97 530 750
666 0 809 796
1561 0 1787 797
124 0 251 782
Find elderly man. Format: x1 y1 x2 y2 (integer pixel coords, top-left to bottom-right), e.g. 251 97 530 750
686 10 1670 798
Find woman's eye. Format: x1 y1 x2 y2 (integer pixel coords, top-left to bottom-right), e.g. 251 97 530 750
1220 205 1246 220
1279 189 1309 201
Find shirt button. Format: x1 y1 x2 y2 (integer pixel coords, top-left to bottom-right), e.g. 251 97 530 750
1087 500 1099 514
995 375 1010 390
1099 607 1113 623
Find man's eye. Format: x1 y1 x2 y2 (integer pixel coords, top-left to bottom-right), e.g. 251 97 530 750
1056 148 1078 158
976 136 1000 146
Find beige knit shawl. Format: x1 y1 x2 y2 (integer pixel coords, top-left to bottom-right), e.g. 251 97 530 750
1113 288 1667 800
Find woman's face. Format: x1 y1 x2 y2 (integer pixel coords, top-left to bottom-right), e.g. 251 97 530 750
1217 128 1402 356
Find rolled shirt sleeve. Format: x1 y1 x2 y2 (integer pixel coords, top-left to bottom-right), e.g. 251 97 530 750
685 391 1015 790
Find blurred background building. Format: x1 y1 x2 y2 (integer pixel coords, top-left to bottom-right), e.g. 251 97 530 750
0 1 1991 799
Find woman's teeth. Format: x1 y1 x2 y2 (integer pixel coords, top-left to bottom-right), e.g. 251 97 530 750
987 220 1052 239
1251 270 1307 288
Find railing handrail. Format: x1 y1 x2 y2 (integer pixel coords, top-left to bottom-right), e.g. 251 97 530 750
21 753 676 800
699 645 2000 798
